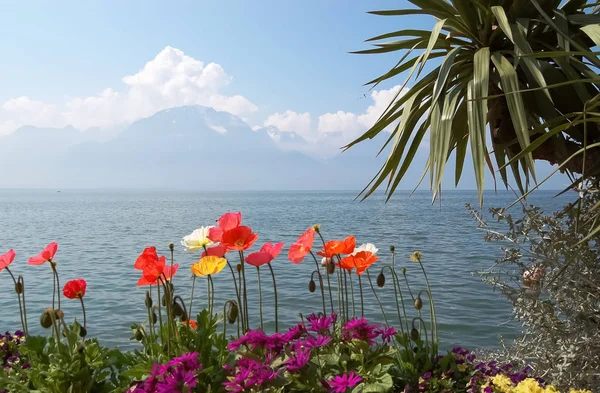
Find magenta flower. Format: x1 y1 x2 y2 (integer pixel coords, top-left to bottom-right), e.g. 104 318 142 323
304 335 332 348
343 317 379 344
327 371 362 393
285 347 311 372
306 313 335 332
375 326 397 343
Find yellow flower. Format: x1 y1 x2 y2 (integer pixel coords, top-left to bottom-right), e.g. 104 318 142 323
491 374 514 392
544 386 559 393
458 364 468 372
514 378 544 393
190 256 227 277
410 251 422 263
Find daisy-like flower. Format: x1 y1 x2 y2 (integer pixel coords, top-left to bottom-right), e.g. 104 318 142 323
327 371 362 393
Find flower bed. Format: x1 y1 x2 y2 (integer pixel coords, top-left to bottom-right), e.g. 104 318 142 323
0 212 593 392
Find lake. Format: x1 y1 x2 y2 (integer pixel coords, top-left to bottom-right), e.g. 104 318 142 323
0 189 572 350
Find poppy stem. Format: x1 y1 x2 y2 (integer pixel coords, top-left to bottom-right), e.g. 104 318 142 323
189 276 196 321
316 232 335 315
256 267 263 331
418 259 438 355
267 263 278 332
366 270 389 327
309 251 326 315
337 269 344 322
79 296 87 330
381 265 407 335
207 276 211 316
19 276 29 337
238 251 249 331
358 274 364 317
156 283 164 346
5 268 26 336
50 264 56 310
210 275 216 315
237 264 245 332
344 270 349 321
225 260 244 332
349 271 356 317
51 262 61 311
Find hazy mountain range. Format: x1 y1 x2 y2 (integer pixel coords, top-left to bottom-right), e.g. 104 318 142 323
0 105 405 190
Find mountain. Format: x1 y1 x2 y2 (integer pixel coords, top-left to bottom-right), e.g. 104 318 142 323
0 105 383 190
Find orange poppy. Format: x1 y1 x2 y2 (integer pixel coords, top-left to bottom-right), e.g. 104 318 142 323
220 226 259 251
63 279 87 299
317 235 356 258
208 212 243 242
135 247 178 286
28 242 58 265
0 249 16 272
288 227 315 264
337 251 378 275
184 319 197 329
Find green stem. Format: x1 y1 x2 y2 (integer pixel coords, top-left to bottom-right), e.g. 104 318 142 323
238 251 249 331
226 260 244 332
309 251 327 315
146 304 154 357
267 263 278 332
344 270 349 320
189 276 196 322
157 284 164 345
366 270 389 327
324 262 334 313
418 261 438 347
50 264 56 310
256 267 263 330
381 266 406 335
19 276 28 336
349 271 356 317
358 275 364 317
51 262 61 311
79 296 87 330
209 275 215 316
337 269 344 322
6 268 25 335
207 276 211 316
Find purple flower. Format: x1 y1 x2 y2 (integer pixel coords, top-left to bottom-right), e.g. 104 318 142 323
327 371 362 393
156 367 197 393
422 371 432 380
343 317 379 344
285 347 311 372
304 335 332 349
306 313 334 332
375 326 397 343
166 352 201 372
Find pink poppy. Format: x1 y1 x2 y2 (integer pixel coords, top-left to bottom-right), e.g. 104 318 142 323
288 228 315 264
28 242 58 265
201 244 229 258
0 249 16 272
208 212 242 242
245 242 284 267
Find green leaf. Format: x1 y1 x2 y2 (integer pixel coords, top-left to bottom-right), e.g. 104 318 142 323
418 18 447 77
490 52 536 183
453 102 468 186
467 47 490 206
581 24 600 47
433 87 462 199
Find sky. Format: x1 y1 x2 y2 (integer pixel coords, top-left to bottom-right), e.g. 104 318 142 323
0 0 568 190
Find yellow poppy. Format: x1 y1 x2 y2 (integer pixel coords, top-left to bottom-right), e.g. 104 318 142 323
190 256 227 277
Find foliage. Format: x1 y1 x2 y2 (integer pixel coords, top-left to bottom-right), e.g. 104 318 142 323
469 188 600 391
351 0 600 206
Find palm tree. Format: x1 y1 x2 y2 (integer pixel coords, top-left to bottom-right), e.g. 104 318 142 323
349 0 600 206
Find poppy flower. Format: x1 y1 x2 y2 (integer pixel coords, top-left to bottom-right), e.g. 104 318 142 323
190 256 227 277
220 226 259 251
135 247 178 286
245 242 284 267
352 243 378 256
63 279 87 299
317 235 356 258
208 212 243 242
137 264 178 286
183 320 197 329
0 249 16 272
181 226 215 251
28 242 58 265
201 244 228 258
339 251 378 275
134 246 163 271
288 227 315 264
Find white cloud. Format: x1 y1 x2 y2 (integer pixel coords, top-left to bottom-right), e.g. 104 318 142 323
0 46 257 135
263 110 313 139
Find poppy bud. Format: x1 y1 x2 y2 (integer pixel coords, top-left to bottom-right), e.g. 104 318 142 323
77 343 85 354
410 328 419 341
326 263 335 275
145 291 153 308
162 294 167 307
134 326 144 341
389 245 395 253
79 326 87 338
180 311 188 322
415 296 423 310
308 280 316 293
312 224 321 233
402 267 407 275
14 282 23 294
40 310 53 329
172 302 184 317
55 309 64 320
169 242 174 251
377 272 385 287
236 264 242 273
151 311 158 325
227 302 239 324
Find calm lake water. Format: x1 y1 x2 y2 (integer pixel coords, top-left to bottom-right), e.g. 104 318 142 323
0 189 572 350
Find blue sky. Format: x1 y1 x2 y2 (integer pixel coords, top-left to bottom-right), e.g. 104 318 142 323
0 1 568 190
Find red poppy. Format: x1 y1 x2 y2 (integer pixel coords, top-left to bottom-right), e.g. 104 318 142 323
220 226 259 251
338 251 378 275
0 249 16 272
245 242 284 267
208 212 243 242
288 228 315 264
134 247 178 286
184 320 197 329
317 235 356 258
28 242 58 265
201 244 228 258
63 279 87 299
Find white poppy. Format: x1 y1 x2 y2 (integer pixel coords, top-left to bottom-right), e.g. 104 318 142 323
181 226 215 251
352 243 378 255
